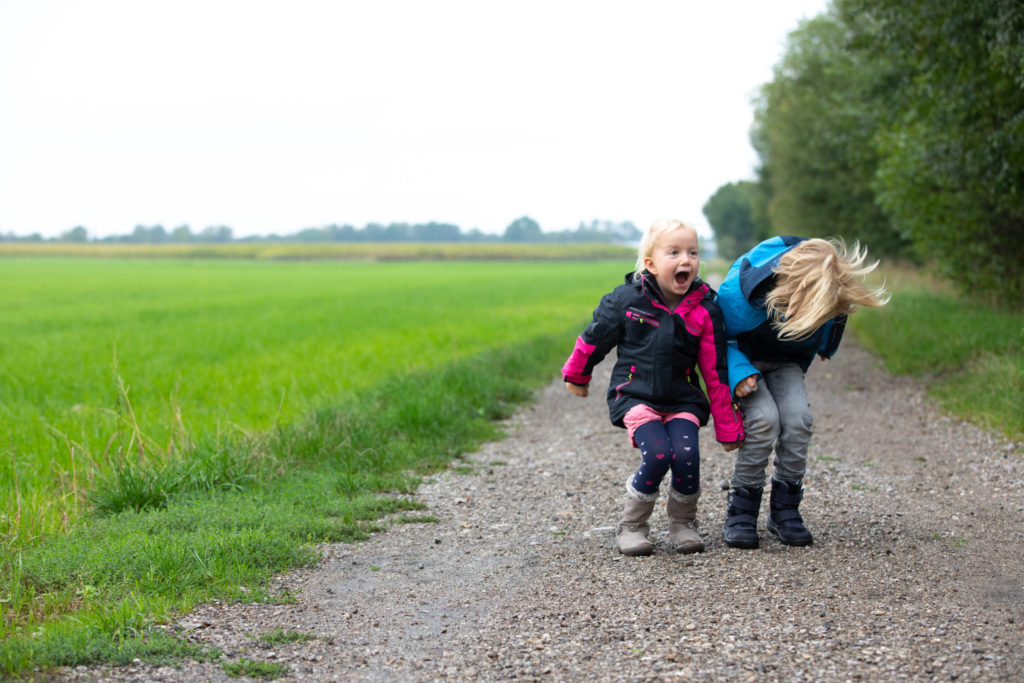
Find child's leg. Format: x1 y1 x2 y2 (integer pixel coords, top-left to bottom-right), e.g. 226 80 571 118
663 418 704 553
730 370 781 489
724 365 780 549
760 362 814 546
617 406 665 556
630 420 676 496
665 418 700 496
761 363 813 482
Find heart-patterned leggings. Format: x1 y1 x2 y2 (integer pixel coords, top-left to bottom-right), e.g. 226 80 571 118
629 418 701 497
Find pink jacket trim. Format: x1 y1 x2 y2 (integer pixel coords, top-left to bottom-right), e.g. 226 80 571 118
561 336 596 385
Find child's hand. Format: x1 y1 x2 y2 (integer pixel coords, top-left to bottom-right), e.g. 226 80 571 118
734 375 759 398
565 382 589 397
722 441 743 452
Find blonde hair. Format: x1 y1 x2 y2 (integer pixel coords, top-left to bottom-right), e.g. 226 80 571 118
766 238 889 341
634 218 698 278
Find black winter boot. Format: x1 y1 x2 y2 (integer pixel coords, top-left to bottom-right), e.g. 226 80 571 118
767 478 813 546
722 486 763 549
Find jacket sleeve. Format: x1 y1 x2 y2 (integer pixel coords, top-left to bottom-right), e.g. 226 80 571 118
817 314 847 359
727 343 760 396
561 290 621 385
696 301 745 444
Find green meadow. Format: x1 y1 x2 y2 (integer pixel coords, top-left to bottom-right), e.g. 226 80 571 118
1 251 637 674
849 264 1024 441
1 255 631 543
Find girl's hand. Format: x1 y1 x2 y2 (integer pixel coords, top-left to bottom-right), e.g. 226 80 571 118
722 440 743 452
566 382 589 397
734 375 759 398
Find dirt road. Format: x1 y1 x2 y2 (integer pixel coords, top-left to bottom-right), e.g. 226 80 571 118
65 342 1024 681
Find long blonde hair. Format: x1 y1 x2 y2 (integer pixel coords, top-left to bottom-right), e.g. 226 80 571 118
766 238 889 341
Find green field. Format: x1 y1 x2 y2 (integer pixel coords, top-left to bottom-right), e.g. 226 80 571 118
849 264 1024 440
1 255 631 545
2 252 642 674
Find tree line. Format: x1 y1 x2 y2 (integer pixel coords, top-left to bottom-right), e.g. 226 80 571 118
1 217 640 246
703 0 1023 307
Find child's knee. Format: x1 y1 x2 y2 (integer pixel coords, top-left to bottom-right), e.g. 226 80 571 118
744 410 780 444
779 407 813 436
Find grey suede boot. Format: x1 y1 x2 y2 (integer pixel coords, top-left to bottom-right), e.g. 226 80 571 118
616 480 657 556
666 489 705 553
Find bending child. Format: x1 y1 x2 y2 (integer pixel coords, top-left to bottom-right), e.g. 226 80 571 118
562 219 744 556
716 236 888 549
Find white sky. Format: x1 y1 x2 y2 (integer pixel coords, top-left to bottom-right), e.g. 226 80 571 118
0 1 828 239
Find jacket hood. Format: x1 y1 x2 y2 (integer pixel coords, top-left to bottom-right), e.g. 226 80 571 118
736 235 806 303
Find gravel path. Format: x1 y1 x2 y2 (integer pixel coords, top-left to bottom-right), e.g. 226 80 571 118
61 341 1023 682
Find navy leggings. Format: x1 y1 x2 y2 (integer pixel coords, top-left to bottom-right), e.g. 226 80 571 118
630 418 700 496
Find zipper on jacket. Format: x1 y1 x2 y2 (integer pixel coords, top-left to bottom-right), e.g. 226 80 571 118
625 310 660 327
615 365 636 401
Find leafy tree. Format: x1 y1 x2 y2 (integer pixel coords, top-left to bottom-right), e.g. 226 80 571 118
752 14 910 255
611 221 641 243
170 225 192 243
503 216 542 242
702 181 768 260
293 227 328 241
128 225 168 243
199 225 233 243
384 223 411 241
324 224 357 241
837 0 1024 304
61 226 89 242
412 222 461 241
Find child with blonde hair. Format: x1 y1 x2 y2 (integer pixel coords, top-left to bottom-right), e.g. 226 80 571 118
562 219 744 556
717 236 888 548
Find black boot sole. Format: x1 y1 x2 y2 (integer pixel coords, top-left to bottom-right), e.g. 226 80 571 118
767 520 813 546
722 530 760 549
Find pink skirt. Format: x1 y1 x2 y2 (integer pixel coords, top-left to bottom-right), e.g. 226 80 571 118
623 404 700 447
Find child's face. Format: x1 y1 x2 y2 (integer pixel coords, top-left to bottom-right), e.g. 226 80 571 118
643 228 699 305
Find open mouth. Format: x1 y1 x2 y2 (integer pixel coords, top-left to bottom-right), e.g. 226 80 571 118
674 271 691 287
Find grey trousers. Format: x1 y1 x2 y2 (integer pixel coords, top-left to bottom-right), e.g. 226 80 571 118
731 361 813 488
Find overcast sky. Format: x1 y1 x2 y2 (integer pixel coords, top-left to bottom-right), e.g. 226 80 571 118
0 1 828 239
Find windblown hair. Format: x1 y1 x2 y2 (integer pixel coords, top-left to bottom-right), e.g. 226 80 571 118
633 218 698 280
766 238 889 341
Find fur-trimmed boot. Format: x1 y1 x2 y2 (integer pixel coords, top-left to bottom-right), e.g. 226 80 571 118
766 478 813 546
616 480 656 556
666 489 704 554
722 485 763 549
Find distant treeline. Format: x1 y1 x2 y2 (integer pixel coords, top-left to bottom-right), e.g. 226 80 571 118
1 216 641 245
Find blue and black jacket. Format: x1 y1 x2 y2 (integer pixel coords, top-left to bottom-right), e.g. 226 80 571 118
717 236 846 394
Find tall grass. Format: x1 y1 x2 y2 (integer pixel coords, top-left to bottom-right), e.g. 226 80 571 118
1 257 630 545
0 333 573 676
849 263 1024 439
1 252 633 676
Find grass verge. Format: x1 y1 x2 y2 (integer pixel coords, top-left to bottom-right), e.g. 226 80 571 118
849 264 1023 440
0 333 568 677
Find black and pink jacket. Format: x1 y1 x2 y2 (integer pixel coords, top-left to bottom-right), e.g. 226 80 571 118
562 272 744 444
